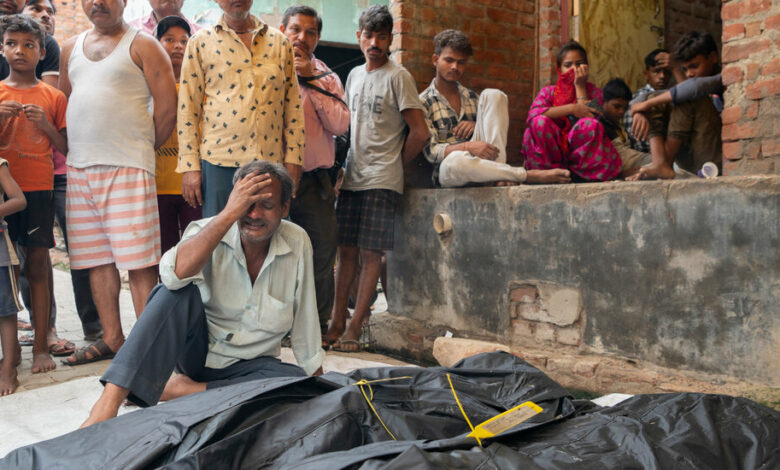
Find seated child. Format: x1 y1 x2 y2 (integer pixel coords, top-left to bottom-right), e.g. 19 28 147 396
0 158 26 396
598 78 654 179
623 49 672 152
628 32 723 180
0 15 67 374
154 16 200 254
522 40 621 182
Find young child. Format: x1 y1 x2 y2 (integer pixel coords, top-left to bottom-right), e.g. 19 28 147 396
599 78 654 179
154 16 200 255
0 15 67 374
629 32 722 180
522 40 622 182
623 49 672 152
0 158 26 396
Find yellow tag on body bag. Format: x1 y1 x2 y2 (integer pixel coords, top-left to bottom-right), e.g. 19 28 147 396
467 401 543 440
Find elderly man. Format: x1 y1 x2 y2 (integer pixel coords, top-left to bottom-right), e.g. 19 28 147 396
58 0 177 365
81 161 324 427
178 0 305 218
130 0 200 35
279 5 349 337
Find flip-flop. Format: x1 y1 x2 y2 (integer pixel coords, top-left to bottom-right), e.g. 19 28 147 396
49 338 76 357
17 320 32 331
18 334 34 346
331 339 362 353
61 339 116 366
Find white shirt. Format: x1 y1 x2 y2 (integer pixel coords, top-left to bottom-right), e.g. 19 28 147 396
160 218 325 374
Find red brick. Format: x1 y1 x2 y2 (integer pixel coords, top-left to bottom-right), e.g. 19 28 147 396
766 13 780 30
762 57 780 75
723 23 745 42
722 38 771 63
746 77 780 99
744 141 762 159
746 101 759 119
722 141 742 161
763 138 780 156
721 106 742 124
487 64 518 80
722 121 760 141
420 6 437 22
460 5 486 17
743 0 772 15
722 65 744 85
394 19 412 34
745 21 762 37
746 62 761 80
722 0 771 20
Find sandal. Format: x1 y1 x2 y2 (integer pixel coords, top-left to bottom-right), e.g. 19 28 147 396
61 339 116 366
331 339 362 353
49 338 76 357
18 334 34 346
17 320 32 331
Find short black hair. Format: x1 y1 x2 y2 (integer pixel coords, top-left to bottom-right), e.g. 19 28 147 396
0 14 45 50
644 48 668 69
433 29 473 56
358 5 393 34
232 160 294 205
556 40 588 68
281 5 322 34
155 15 191 40
673 31 718 63
603 78 632 102
25 0 56 15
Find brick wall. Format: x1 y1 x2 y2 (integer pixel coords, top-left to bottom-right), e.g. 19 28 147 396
665 0 723 52
389 0 537 164
53 0 91 45
720 0 780 174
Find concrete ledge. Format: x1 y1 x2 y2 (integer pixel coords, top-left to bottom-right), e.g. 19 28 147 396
386 176 780 386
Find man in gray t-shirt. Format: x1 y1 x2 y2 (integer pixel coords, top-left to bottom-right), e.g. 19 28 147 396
326 5 428 352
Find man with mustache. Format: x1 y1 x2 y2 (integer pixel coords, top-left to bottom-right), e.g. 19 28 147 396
57 0 177 365
81 161 324 427
130 0 199 35
177 0 305 219
279 5 349 340
0 0 58 87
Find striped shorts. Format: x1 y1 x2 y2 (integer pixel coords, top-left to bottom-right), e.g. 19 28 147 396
66 165 161 270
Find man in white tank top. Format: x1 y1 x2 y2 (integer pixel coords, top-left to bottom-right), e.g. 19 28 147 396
57 0 177 365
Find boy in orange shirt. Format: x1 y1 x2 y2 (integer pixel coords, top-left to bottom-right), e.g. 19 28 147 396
0 15 67 374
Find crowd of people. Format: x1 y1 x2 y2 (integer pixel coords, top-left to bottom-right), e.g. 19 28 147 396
0 0 723 426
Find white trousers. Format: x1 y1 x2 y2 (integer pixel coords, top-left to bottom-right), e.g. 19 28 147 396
438 89 527 187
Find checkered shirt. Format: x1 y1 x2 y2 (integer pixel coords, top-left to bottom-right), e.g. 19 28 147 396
623 83 656 153
420 80 479 182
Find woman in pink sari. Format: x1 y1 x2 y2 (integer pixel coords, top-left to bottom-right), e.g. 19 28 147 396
522 41 622 182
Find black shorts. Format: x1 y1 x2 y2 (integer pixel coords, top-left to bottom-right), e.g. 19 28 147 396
336 189 400 251
6 190 55 248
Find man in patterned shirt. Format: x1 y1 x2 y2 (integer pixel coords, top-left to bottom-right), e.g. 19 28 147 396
178 0 305 217
622 49 672 152
420 30 570 187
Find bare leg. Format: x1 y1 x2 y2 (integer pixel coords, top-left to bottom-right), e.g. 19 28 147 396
338 248 381 351
627 136 675 181
526 168 572 184
0 315 20 396
81 382 129 428
159 373 206 402
88 264 123 352
127 266 158 318
326 245 358 343
26 246 55 373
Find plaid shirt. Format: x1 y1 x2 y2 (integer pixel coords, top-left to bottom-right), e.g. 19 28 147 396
420 80 479 181
623 83 656 153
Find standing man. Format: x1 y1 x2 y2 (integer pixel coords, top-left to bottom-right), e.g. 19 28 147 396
178 0 305 218
280 5 349 337
130 0 200 35
0 0 59 86
59 0 177 365
325 5 428 352
420 29 570 187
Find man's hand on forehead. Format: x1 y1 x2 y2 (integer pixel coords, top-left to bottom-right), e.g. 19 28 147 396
222 172 274 221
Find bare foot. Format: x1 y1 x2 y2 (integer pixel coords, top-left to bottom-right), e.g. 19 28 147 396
626 164 675 181
160 373 206 402
526 169 572 184
495 180 519 187
0 367 18 396
80 383 129 428
32 352 56 373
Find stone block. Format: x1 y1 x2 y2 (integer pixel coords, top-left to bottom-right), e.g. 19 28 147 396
510 318 535 340
539 285 581 326
557 325 583 346
573 359 600 378
534 322 555 343
432 337 511 367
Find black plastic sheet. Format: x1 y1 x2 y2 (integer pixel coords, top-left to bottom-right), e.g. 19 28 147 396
2 352 778 469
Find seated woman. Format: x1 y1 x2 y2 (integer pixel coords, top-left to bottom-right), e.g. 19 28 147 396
522 41 622 182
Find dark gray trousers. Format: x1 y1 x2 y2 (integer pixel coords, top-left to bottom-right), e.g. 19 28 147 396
289 171 338 333
101 283 306 407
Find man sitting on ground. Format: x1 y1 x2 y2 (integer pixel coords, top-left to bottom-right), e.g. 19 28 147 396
623 48 672 153
420 29 570 187
81 161 325 427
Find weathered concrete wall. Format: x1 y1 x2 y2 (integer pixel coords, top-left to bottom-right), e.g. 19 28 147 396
387 176 780 386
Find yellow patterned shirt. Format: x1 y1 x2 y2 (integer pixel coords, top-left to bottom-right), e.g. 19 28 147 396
177 15 305 172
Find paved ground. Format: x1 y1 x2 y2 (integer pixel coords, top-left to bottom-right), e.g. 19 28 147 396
2 257 405 457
